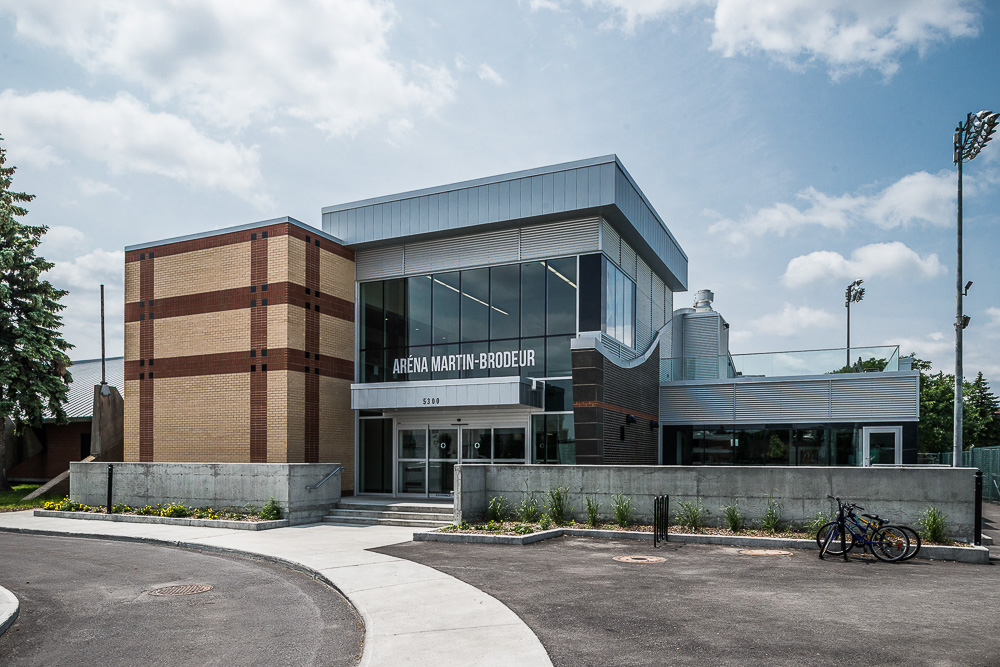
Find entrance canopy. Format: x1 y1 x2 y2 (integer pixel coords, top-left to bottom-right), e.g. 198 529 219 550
351 377 542 411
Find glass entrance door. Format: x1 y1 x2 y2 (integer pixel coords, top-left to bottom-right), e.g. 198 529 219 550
862 426 902 466
428 428 458 495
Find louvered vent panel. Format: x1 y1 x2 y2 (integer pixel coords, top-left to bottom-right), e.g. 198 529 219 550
831 376 919 419
635 292 652 351
601 219 621 265
405 228 519 274
735 380 831 422
652 275 666 328
683 316 719 360
356 245 404 280
520 217 600 260
620 241 638 280
659 384 735 423
636 257 651 296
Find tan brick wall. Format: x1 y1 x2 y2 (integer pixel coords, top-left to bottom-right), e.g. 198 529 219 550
123 379 140 461
125 261 140 303
151 374 250 462
267 236 289 287
154 310 249 359
266 304 290 350
287 237 306 286
266 370 288 463
320 313 354 361
286 371 305 463
153 244 251 300
319 376 354 491
320 252 355 301
286 304 306 351
124 322 141 362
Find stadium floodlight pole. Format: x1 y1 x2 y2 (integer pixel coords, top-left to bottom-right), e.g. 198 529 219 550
845 279 864 369
952 109 999 467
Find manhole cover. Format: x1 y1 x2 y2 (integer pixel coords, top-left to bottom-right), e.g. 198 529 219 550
738 549 793 557
148 584 214 596
613 555 665 564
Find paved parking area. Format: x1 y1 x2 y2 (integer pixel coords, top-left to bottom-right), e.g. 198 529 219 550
378 536 999 667
0 534 363 666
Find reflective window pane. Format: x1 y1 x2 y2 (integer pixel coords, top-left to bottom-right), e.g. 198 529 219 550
489 338 519 378
432 272 460 344
428 461 454 494
398 428 426 459
615 268 625 342
521 261 546 337
494 428 526 460
532 414 575 464
432 344 461 380
460 268 489 342
429 428 458 459
384 279 407 349
546 257 577 335
546 335 573 377
361 349 384 383
398 460 425 494
460 341 489 379
360 281 383 350
462 428 492 460
544 379 573 412
490 264 520 339
408 276 432 346
623 278 634 347
520 337 546 378
359 418 392 494
605 259 616 336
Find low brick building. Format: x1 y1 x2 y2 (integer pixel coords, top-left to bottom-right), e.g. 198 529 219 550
123 217 356 493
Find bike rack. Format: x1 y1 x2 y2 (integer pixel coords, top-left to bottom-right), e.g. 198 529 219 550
653 495 669 548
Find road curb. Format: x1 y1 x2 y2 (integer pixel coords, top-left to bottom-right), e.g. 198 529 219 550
0 584 18 638
415 528 991 563
33 510 288 531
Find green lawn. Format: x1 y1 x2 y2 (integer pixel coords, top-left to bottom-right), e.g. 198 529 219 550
0 483 56 512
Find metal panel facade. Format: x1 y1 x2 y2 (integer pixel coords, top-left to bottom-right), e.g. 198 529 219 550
659 373 920 425
351 378 537 410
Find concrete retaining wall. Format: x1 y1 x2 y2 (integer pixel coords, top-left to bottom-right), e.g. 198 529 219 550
70 462 342 525
455 465 979 541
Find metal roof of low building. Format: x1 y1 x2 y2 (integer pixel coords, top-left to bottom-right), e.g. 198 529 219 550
124 216 341 252
47 357 125 420
321 155 688 291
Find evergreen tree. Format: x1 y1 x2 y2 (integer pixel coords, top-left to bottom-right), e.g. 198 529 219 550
966 372 1000 448
0 135 73 492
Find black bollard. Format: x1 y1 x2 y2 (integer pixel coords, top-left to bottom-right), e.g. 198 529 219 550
107 464 114 514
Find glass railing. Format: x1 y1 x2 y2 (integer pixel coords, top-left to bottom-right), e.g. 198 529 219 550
660 345 901 382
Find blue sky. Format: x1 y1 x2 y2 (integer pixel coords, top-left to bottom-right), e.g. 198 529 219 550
1 0 997 382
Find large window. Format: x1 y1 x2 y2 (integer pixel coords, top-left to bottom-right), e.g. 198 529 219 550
359 257 578 383
603 258 635 348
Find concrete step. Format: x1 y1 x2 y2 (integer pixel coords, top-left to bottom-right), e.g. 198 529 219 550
322 515 454 528
327 509 454 522
333 502 454 515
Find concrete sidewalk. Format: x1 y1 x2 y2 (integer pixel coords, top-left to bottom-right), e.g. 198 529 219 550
0 511 551 666
0 584 18 638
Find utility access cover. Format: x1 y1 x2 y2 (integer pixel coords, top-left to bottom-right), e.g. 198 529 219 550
149 584 214 596
613 555 665 564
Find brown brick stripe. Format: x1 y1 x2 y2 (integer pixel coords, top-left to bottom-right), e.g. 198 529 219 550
304 241 320 463
250 236 268 463
124 222 354 263
139 257 154 462
123 282 353 323
573 401 658 422
124 349 353 381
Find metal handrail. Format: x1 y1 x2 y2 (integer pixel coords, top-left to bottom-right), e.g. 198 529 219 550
306 466 343 490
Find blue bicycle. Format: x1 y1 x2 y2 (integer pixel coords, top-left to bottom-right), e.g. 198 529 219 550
818 496 909 562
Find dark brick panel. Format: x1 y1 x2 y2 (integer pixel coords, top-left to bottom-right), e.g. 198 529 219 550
139 255 154 462
250 236 268 463
125 349 353 382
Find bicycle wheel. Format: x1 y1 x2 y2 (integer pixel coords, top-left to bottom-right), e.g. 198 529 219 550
892 525 921 560
871 526 909 562
817 521 855 555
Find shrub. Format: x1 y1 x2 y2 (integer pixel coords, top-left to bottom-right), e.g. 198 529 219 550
259 497 283 521
46 496 85 512
111 502 131 514
135 505 157 516
160 502 192 518
516 482 541 523
547 487 573 525
483 520 503 532
585 496 601 527
193 507 219 520
675 499 710 531
486 495 511 522
539 513 553 530
761 492 783 533
512 523 534 535
611 493 633 528
721 500 744 533
805 511 833 535
918 506 948 543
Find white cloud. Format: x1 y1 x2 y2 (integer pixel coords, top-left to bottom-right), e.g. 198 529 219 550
477 63 505 85
44 248 125 290
747 302 836 336
709 170 955 244
782 241 945 287
0 90 269 207
75 177 121 197
572 0 980 76
891 333 953 366
38 225 86 260
1 0 457 137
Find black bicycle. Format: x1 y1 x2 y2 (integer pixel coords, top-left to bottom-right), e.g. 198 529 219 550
817 497 909 562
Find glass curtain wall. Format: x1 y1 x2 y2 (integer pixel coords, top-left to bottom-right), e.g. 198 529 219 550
671 425 863 466
359 257 578 383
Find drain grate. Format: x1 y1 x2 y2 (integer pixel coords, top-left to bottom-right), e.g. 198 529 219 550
613 555 665 564
149 584 214 596
738 549 792 557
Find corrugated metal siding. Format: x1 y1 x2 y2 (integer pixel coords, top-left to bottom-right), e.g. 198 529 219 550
682 316 719 360
520 217 600 259
831 376 919 419
356 245 404 281
652 274 665 329
659 374 920 424
405 228 519 275
601 218 621 266
46 358 125 419
620 241 637 280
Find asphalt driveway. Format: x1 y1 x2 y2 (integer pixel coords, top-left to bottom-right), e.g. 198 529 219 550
378 536 999 667
0 534 362 667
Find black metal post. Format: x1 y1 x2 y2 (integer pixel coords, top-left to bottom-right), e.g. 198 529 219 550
653 495 669 548
106 464 113 514
974 470 983 546
839 503 848 562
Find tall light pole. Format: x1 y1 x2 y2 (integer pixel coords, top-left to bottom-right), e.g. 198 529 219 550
845 279 864 369
952 109 999 467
